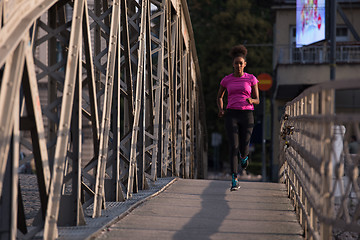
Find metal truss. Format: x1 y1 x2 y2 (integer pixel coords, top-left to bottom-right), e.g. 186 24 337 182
0 0 207 239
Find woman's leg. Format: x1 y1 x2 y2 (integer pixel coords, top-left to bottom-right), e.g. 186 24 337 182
238 111 254 158
225 113 239 175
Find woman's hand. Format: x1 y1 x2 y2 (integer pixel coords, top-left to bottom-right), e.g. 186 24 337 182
218 109 225 118
217 85 226 118
246 98 253 105
249 83 260 105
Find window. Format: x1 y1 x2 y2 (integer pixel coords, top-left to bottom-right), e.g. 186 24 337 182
290 26 301 63
336 26 349 42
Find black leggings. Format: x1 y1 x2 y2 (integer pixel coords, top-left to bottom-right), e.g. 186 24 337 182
225 109 254 175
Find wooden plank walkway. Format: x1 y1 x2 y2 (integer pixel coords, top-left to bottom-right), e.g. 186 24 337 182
92 179 304 240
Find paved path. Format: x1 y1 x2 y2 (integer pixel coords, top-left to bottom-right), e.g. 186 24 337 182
93 179 304 240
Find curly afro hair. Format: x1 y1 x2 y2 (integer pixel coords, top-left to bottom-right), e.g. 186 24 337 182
230 45 248 60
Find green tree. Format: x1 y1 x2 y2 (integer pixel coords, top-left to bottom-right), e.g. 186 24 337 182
188 0 273 170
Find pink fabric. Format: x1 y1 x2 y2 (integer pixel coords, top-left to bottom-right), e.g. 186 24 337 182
220 73 258 110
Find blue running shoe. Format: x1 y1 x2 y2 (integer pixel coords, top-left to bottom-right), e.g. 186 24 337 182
231 173 240 191
240 155 249 169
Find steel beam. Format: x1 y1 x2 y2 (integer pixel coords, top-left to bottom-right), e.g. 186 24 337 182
127 0 148 198
93 0 120 217
44 0 85 238
0 0 58 67
0 63 20 240
23 44 52 224
0 41 25 195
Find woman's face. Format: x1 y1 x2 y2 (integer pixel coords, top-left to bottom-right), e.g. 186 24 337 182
233 56 246 76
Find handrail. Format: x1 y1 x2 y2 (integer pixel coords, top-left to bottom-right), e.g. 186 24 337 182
280 79 360 239
276 45 360 64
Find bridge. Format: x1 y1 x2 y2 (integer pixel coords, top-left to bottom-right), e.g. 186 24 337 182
0 0 360 240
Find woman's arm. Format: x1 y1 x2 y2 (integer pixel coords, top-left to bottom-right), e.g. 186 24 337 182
247 83 260 105
217 85 226 117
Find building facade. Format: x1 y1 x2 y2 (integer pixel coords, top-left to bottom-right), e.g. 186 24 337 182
272 0 360 181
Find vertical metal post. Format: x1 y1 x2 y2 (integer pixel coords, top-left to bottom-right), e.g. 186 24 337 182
12 97 20 239
1 76 20 240
262 92 266 182
127 0 148 198
188 58 195 178
109 25 122 201
0 41 25 195
167 0 177 176
320 89 334 239
151 0 166 178
145 0 156 182
23 47 52 222
48 5 58 167
330 0 336 81
64 52 85 226
94 0 102 90
120 0 134 166
93 0 120 217
138 29 146 190
44 0 85 237
82 1 100 157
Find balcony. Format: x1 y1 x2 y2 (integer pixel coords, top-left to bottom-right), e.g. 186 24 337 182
276 44 360 65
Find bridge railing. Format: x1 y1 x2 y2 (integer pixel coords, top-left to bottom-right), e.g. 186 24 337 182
275 44 360 65
280 79 360 240
0 0 207 239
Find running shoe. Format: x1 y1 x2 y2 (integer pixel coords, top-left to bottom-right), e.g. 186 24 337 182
240 155 249 169
230 173 240 191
